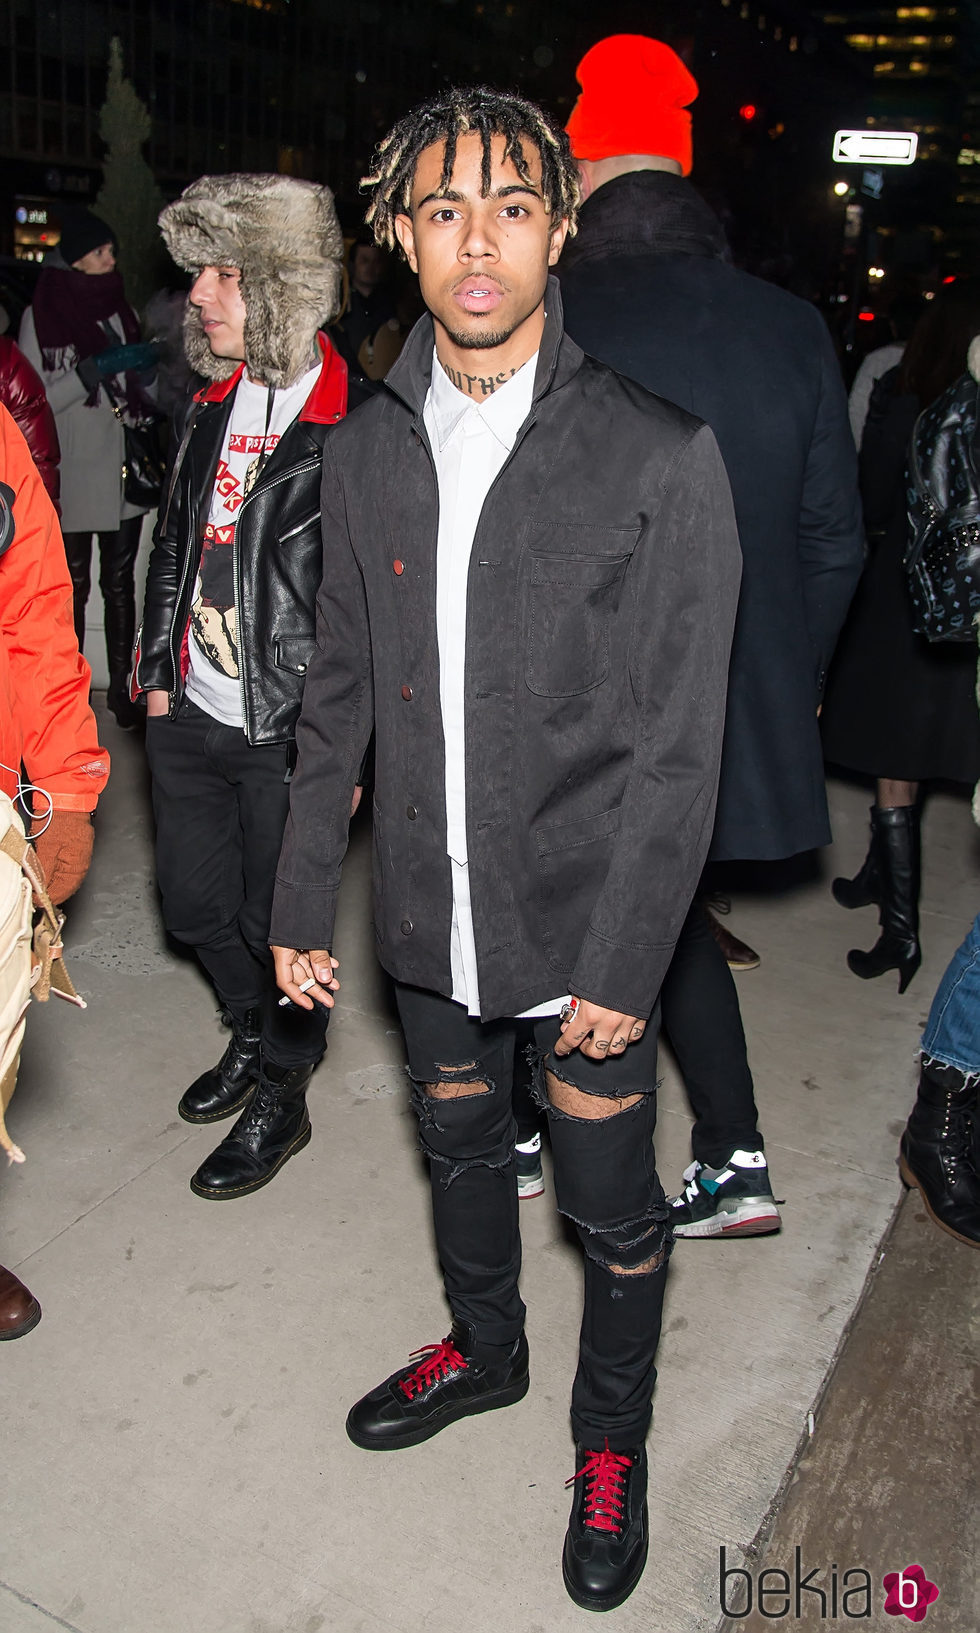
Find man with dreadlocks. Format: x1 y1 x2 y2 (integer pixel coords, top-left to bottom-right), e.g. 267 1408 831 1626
271 88 741 1612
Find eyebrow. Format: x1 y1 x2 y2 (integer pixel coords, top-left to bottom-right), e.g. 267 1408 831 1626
416 182 543 207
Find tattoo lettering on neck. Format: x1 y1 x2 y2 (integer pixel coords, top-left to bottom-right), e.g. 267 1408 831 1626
441 360 518 398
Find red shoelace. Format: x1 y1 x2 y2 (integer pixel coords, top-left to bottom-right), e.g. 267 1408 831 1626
398 1338 468 1400
566 1440 633 1534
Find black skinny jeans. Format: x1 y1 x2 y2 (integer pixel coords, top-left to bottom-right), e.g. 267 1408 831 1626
394 982 671 1451
145 697 328 1069
660 900 763 1168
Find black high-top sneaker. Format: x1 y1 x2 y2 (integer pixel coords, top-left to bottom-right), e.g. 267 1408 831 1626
563 1440 649 1611
179 1006 262 1123
345 1319 529 1450
189 1059 313 1199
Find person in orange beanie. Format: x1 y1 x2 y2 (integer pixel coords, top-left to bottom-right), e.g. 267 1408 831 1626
0 401 109 1339
559 34 863 1240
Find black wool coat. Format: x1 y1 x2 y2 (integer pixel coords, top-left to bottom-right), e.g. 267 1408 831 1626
559 172 865 861
272 288 742 1022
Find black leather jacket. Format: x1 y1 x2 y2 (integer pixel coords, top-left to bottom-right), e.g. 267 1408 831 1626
136 335 370 743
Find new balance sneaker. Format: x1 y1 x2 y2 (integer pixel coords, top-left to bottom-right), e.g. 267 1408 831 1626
345 1320 530 1450
515 1132 545 1199
563 1440 649 1611
670 1149 781 1238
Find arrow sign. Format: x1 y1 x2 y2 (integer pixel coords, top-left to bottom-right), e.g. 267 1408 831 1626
833 130 918 166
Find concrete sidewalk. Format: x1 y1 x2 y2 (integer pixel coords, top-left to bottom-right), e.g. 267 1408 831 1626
2 706 975 1633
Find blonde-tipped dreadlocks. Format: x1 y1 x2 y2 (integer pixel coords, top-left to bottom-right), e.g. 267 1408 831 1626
363 86 581 251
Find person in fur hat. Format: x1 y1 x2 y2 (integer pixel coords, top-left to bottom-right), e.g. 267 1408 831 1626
136 174 372 1200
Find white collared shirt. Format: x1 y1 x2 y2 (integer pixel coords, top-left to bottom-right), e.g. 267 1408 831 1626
422 349 566 1019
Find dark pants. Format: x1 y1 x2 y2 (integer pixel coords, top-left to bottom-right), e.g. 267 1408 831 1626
63 517 143 695
660 901 762 1168
394 982 670 1451
145 697 328 1069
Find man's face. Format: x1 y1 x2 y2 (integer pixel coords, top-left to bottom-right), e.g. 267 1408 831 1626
394 130 568 361
351 242 386 295
189 265 247 361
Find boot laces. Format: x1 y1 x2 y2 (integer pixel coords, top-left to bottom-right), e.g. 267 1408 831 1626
398 1338 467 1400
567 1440 632 1534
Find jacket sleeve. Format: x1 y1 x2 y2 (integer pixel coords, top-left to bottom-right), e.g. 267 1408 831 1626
270 438 374 950
134 399 195 695
568 423 741 1020
797 322 866 696
0 336 60 509
0 406 109 811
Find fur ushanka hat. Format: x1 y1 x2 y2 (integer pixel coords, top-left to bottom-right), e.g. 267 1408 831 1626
159 174 344 387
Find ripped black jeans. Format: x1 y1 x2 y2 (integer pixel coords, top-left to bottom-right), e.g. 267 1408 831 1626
394 983 671 1451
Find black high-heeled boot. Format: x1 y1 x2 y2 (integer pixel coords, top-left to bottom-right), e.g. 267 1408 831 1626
900 1057 980 1247
832 804 881 909
847 805 921 992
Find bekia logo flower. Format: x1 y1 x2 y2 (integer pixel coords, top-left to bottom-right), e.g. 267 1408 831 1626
883 1565 940 1622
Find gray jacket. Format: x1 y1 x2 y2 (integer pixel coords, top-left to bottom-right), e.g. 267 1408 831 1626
271 284 742 1021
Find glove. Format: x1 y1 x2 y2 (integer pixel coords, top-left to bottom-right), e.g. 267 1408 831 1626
92 340 159 376
29 811 95 906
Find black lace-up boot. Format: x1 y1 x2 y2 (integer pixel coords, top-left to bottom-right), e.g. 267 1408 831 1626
178 1006 262 1124
345 1318 529 1450
189 1058 314 1199
563 1440 649 1611
900 1056 980 1247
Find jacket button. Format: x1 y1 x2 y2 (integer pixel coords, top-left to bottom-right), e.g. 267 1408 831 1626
406 804 417 820
400 919 414 935
393 559 405 575
401 684 413 701
297 663 307 673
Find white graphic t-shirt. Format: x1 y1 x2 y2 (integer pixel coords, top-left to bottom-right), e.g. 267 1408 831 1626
185 362 320 726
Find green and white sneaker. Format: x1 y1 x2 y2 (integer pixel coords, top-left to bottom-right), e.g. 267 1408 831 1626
670 1150 781 1238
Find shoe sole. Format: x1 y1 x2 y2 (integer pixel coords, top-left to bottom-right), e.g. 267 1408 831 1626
899 1155 980 1249
562 1515 648 1612
726 954 761 971
672 1201 781 1238
189 1122 312 1200
517 1175 545 1199
0 1298 41 1340
177 1088 254 1125
345 1371 530 1451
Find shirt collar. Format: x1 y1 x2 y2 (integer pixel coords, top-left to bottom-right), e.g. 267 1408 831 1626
426 347 537 452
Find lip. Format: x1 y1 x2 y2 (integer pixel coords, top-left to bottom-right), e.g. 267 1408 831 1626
452 276 504 315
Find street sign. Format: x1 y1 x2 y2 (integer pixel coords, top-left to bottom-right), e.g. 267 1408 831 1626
833 130 917 166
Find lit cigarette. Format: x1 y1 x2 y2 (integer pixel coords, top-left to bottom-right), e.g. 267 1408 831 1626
298 977 316 993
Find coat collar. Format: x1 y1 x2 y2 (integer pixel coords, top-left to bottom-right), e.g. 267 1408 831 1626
193 331 348 423
384 276 582 421
562 172 729 268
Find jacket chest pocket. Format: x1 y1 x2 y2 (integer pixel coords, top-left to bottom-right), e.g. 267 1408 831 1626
525 547 633 698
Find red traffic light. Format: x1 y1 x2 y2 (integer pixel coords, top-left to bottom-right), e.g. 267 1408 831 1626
739 103 759 121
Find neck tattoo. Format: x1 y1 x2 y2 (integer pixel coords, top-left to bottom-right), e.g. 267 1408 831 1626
441 358 518 399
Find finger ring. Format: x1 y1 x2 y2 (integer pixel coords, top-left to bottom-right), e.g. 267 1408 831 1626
298 978 316 993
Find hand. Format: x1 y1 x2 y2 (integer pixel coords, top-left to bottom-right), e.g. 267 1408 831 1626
145 690 170 717
350 784 363 818
94 341 159 377
29 811 94 906
272 945 341 1011
553 999 646 1062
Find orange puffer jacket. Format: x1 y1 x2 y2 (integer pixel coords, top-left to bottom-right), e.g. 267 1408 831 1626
0 404 108 812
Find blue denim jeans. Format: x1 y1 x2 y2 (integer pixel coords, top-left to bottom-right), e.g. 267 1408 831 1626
921 914 980 1077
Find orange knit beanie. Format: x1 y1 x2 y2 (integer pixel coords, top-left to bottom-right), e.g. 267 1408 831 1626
565 35 699 176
